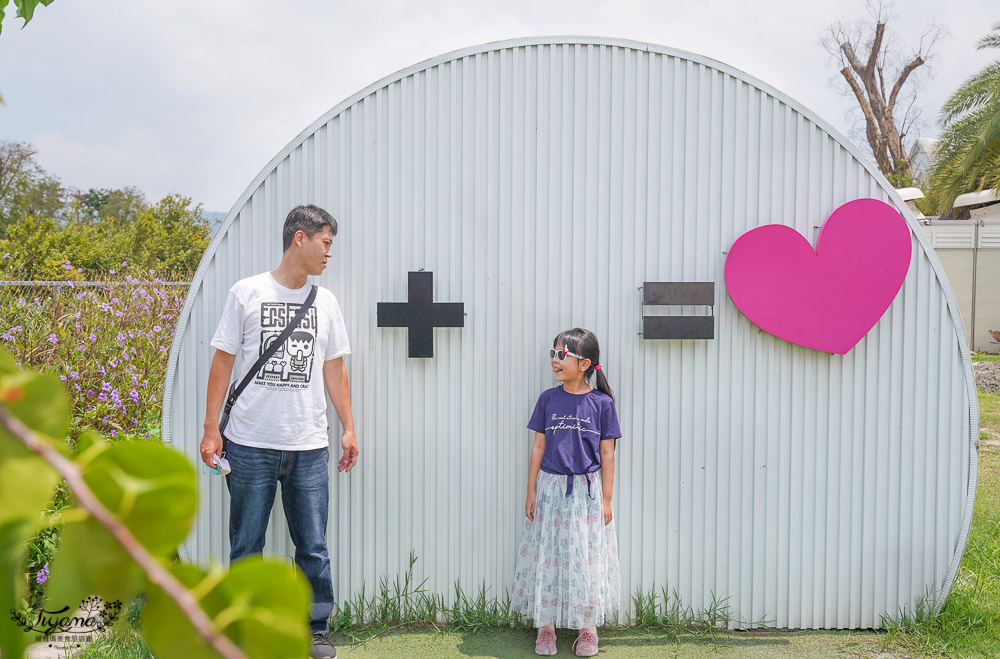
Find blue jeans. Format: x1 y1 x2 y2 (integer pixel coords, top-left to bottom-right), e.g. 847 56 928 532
225 440 333 634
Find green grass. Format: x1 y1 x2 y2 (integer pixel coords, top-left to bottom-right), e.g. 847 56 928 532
972 352 1000 362
874 388 1000 657
71 600 152 659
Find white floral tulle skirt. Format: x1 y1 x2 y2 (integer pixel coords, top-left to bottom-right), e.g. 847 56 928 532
511 470 621 629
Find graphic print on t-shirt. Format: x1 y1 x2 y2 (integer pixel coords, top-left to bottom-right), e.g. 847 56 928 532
547 413 600 435
257 302 318 386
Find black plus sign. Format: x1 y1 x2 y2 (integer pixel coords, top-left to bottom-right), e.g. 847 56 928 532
377 271 464 358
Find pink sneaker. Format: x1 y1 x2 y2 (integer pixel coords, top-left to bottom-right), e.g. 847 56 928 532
572 628 599 657
535 626 557 656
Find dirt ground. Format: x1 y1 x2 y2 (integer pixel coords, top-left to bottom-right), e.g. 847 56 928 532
332 627 914 658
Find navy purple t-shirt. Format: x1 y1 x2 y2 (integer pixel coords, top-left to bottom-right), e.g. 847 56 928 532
527 385 622 476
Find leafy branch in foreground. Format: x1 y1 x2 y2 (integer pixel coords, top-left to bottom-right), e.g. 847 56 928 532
0 349 312 658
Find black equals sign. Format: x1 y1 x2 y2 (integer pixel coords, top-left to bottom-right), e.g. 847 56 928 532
642 282 715 340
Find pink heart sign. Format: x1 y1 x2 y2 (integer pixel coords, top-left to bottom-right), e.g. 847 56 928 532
724 198 912 354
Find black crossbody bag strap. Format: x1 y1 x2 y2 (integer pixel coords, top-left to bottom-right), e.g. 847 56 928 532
220 285 317 427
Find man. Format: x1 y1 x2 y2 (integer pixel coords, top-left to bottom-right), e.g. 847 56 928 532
200 204 357 659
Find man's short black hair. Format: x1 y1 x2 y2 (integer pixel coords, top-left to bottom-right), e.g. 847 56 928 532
282 205 338 251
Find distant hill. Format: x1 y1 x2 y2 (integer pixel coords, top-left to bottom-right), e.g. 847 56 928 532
202 211 227 226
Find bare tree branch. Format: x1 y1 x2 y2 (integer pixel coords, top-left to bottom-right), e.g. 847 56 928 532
822 1 936 177
0 405 247 659
888 56 924 114
867 21 886 72
841 67 891 172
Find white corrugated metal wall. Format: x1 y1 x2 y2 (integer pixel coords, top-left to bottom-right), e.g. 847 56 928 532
163 38 978 629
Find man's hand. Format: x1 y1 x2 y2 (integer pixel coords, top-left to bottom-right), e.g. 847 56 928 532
200 426 223 468
338 429 358 472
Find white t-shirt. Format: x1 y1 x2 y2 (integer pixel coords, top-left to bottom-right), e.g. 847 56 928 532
210 272 351 450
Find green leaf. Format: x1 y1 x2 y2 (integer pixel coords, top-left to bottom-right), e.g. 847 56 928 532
144 558 311 659
45 441 197 611
0 0 9 38
81 442 197 555
223 558 312 658
0 519 36 659
12 0 49 24
0 370 70 440
0 350 17 376
144 564 233 659
74 429 107 461
0 427 58 526
45 516 142 607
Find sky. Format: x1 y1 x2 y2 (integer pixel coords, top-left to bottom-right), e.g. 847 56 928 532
0 0 995 213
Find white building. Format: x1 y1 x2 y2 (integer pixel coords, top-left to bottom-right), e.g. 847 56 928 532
909 137 939 185
164 38 978 630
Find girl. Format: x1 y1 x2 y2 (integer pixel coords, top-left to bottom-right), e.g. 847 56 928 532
511 328 622 657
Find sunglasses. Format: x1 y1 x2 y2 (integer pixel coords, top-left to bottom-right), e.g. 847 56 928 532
549 348 585 361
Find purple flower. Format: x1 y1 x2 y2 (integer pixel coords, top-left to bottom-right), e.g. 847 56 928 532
101 382 112 393
75 292 86 299
115 311 124 318
59 375 67 381
70 371 79 380
33 297 41 307
101 302 111 312
1 332 12 342
117 332 126 342
89 333 97 342
73 384 81 391
159 345 168 354
1 253 8 259
153 325 162 333
121 261 128 267
35 563 49 585
98 393 108 402
47 334 57 345
110 429 118 437
129 389 140 403
110 390 123 409
73 311 81 319
109 269 116 275
74 322 82 329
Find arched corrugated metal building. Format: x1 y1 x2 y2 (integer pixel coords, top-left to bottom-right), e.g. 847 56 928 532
163 37 979 629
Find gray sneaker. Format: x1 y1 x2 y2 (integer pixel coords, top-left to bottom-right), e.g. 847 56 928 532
310 632 337 659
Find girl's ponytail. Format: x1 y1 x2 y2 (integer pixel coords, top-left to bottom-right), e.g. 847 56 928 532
554 327 615 404
593 364 615 404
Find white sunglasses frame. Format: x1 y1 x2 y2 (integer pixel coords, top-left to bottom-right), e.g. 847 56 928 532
549 348 586 361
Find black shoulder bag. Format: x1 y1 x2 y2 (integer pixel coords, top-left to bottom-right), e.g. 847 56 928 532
218 285 317 439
